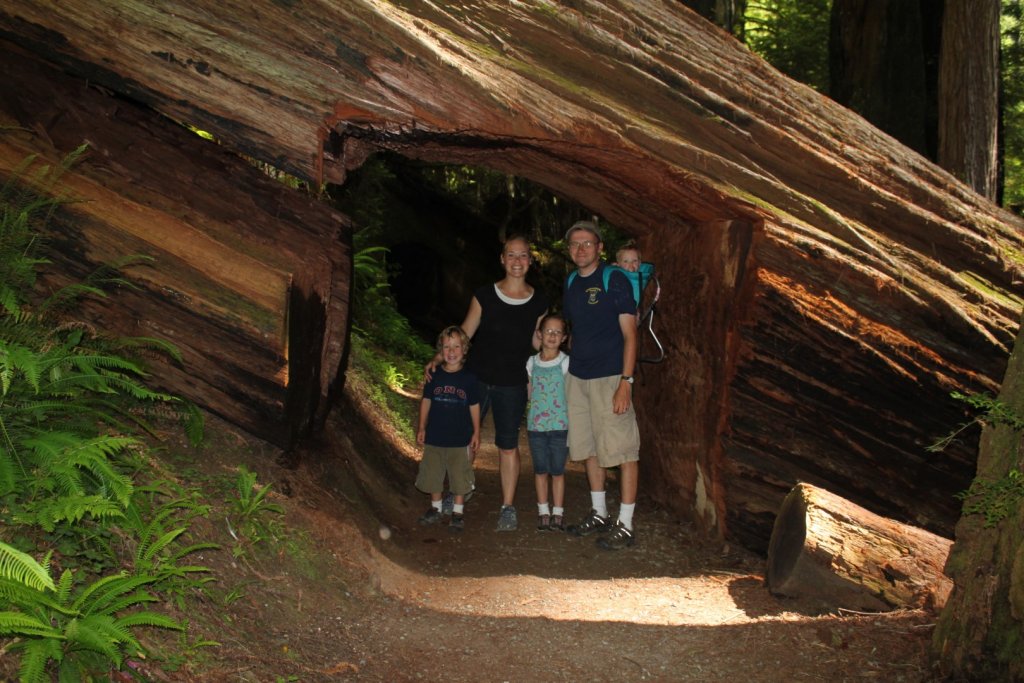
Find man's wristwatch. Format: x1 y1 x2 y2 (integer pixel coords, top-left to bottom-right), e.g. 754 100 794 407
621 375 634 385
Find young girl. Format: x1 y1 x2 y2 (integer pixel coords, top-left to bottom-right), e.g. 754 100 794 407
526 314 570 531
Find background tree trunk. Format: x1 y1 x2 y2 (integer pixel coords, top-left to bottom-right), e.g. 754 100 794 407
828 0 935 156
938 0 1001 199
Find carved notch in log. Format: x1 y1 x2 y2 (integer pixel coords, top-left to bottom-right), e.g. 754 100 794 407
767 483 953 611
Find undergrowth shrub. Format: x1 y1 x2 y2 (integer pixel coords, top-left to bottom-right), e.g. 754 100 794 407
0 147 207 680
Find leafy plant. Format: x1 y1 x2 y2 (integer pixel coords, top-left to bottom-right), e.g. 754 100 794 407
956 469 1024 527
929 391 1024 452
227 466 284 549
0 541 182 682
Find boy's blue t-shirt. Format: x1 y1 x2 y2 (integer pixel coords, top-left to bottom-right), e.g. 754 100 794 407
422 366 480 447
563 261 637 379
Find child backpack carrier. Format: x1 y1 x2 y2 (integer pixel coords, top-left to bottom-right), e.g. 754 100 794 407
565 263 664 365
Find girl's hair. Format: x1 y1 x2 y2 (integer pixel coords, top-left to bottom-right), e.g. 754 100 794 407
538 312 566 331
436 325 470 353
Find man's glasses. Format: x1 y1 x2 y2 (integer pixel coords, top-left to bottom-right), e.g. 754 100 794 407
568 240 595 251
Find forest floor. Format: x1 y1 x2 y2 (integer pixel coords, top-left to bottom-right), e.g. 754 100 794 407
118 385 937 682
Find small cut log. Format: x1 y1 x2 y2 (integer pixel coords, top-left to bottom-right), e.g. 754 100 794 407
766 483 953 611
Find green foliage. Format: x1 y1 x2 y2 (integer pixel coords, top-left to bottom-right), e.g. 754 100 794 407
956 469 1024 527
744 0 831 92
931 391 1024 526
227 466 284 551
1004 0 1024 210
0 149 211 678
0 544 183 682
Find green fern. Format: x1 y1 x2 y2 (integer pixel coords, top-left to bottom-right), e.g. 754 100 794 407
0 543 55 592
0 556 183 682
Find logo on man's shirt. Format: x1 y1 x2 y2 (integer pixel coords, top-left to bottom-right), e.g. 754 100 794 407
586 286 601 305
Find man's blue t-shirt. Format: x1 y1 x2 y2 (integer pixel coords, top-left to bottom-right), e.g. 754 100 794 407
422 366 480 447
563 262 637 379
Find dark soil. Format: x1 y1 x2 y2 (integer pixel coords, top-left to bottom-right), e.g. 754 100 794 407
33 385 937 682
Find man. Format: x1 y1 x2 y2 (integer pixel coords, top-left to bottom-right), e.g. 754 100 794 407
562 220 640 550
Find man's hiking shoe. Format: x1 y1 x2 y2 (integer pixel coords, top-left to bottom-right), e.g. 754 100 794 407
549 514 564 532
537 513 550 531
441 492 454 516
496 505 518 531
567 509 611 537
449 513 465 534
418 507 442 525
596 522 635 550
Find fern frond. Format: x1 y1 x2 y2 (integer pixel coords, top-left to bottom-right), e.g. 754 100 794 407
116 610 183 631
0 610 65 639
137 527 186 566
34 495 126 533
0 541 55 591
18 636 63 683
65 614 124 666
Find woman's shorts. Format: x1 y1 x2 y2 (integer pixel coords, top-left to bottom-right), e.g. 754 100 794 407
527 430 569 476
478 382 528 451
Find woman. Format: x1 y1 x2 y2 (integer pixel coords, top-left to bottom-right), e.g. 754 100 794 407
427 235 548 531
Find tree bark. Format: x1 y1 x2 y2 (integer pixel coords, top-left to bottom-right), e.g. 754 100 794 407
1 1 1023 549
933 317 1024 680
0 45 351 447
768 483 953 611
938 0 1001 199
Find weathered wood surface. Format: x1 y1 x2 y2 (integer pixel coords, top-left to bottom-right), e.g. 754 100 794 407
933 319 1024 680
3 1 1024 546
767 483 953 611
0 44 350 446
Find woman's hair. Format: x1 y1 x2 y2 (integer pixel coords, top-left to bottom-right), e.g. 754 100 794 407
502 234 532 256
436 325 471 353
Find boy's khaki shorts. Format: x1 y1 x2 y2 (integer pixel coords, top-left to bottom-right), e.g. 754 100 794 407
566 374 640 468
415 444 474 495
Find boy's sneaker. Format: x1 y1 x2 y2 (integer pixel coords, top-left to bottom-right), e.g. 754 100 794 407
567 509 611 537
418 507 442 525
596 522 635 550
449 513 465 534
549 514 564 532
537 513 550 531
496 505 518 531
441 492 454 516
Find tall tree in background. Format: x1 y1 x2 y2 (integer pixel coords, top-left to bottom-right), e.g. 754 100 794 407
828 0 939 157
745 0 830 91
939 0 1001 200
680 0 747 37
1002 0 1024 209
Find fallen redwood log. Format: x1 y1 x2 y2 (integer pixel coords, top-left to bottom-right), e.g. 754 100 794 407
766 483 953 611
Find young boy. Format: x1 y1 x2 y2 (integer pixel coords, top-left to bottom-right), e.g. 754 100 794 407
614 241 641 273
416 326 481 533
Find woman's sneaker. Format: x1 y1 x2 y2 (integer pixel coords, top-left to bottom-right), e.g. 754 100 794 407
596 521 635 550
567 509 610 537
496 505 518 531
549 514 564 532
537 513 550 531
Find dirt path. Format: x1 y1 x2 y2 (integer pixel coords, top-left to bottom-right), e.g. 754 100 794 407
312 407 935 682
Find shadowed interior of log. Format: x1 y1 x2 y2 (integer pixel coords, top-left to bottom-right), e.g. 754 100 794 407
766 486 806 588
